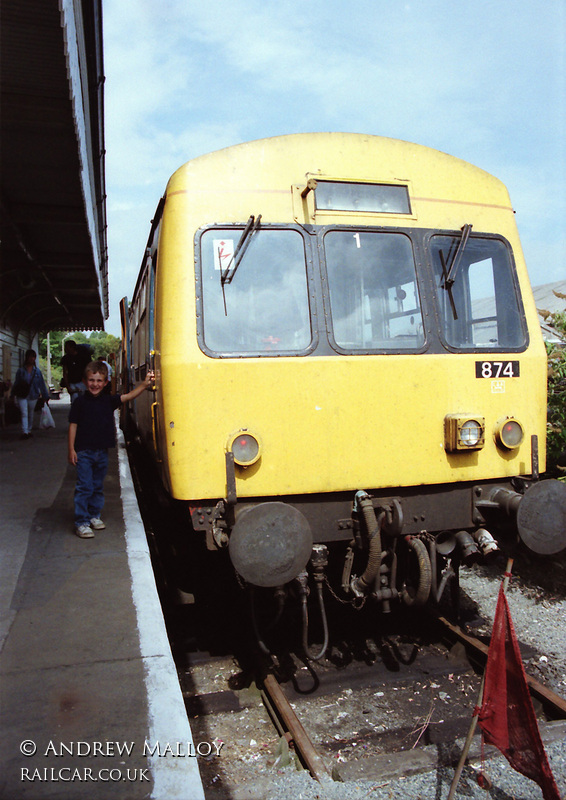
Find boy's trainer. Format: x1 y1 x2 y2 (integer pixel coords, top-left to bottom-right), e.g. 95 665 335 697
75 524 94 539
90 518 106 530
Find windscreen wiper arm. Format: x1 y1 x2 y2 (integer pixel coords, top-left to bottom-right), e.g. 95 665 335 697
220 214 262 286
444 223 472 289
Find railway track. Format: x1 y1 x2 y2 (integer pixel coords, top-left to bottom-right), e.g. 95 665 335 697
256 614 566 785
179 612 566 798
126 442 566 797
436 613 566 719
260 673 332 785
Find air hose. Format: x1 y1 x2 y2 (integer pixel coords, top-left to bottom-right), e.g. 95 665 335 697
401 536 432 606
351 492 385 596
300 577 329 661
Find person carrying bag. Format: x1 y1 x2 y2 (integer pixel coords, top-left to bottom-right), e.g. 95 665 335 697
12 376 31 398
12 349 50 439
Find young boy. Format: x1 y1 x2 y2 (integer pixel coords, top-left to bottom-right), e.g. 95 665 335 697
68 360 155 538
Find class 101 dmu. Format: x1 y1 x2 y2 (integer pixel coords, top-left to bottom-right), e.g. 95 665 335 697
120 133 566 659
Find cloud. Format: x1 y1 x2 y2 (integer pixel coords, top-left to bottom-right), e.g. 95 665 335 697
102 0 566 333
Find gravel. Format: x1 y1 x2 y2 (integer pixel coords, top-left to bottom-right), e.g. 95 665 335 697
196 557 566 800
460 562 566 697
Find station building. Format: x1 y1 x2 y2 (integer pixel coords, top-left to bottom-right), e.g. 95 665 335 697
1 0 108 381
0 5 206 798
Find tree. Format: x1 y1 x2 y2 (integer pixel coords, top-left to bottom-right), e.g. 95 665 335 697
546 306 566 480
38 331 121 361
85 331 121 360
37 331 121 390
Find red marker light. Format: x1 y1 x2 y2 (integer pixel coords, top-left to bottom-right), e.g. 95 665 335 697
230 431 261 465
497 418 523 449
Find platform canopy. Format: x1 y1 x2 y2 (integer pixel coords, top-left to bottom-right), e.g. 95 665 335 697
1 0 108 335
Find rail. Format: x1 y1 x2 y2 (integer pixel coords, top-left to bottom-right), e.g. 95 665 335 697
436 614 566 719
260 673 332 786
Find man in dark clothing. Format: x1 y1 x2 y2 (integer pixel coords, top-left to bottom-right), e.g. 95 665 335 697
61 340 92 400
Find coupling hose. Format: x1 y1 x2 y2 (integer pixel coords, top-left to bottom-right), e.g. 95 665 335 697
401 536 432 606
301 580 329 661
351 494 385 595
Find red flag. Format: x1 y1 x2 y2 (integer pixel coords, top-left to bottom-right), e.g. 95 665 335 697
478 583 560 800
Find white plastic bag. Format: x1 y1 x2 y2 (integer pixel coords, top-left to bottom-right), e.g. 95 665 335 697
40 404 55 429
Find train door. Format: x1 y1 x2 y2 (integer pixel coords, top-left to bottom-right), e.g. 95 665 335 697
148 249 163 464
119 297 131 389
119 296 132 431
148 250 156 372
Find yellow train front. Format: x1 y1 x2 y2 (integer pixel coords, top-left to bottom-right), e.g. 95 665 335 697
123 133 566 654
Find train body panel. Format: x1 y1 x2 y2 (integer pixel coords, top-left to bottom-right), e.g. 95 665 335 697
154 351 546 501
122 133 566 639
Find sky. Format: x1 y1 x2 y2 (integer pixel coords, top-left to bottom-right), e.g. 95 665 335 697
102 0 566 336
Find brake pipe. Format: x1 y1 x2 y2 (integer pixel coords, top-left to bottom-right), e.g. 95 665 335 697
351 491 385 596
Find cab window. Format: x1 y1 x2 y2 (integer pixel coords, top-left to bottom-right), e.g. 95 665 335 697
324 230 425 351
199 228 312 355
430 235 526 350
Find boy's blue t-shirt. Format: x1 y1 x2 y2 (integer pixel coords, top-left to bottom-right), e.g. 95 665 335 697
69 392 122 451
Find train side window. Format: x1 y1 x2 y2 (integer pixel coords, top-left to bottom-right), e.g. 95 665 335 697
198 227 312 355
323 230 425 352
431 235 526 350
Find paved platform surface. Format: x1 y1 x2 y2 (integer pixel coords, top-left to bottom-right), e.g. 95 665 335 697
0 397 205 800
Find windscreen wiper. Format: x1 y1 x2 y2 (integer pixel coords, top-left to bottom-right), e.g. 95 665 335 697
220 214 262 286
440 223 472 321
444 223 472 289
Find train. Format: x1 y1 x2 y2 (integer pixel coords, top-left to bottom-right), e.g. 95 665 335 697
120 133 566 657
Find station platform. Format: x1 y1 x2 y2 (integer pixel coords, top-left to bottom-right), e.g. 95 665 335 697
0 397 205 800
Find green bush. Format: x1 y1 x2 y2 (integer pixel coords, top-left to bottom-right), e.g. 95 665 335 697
38 331 121 392
545 307 566 480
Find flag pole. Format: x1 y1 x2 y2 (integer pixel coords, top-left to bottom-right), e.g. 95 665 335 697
502 558 514 593
447 557 514 800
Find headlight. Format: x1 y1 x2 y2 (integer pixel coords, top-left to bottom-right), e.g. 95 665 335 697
460 419 483 446
444 414 485 452
227 429 261 466
494 417 524 450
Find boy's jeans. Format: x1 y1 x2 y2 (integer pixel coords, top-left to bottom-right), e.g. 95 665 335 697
74 449 109 526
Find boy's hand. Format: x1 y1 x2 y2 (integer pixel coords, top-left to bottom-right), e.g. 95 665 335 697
68 449 78 466
145 370 155 388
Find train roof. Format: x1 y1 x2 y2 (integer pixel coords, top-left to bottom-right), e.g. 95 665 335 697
167 132 509 203
162 132 514 237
